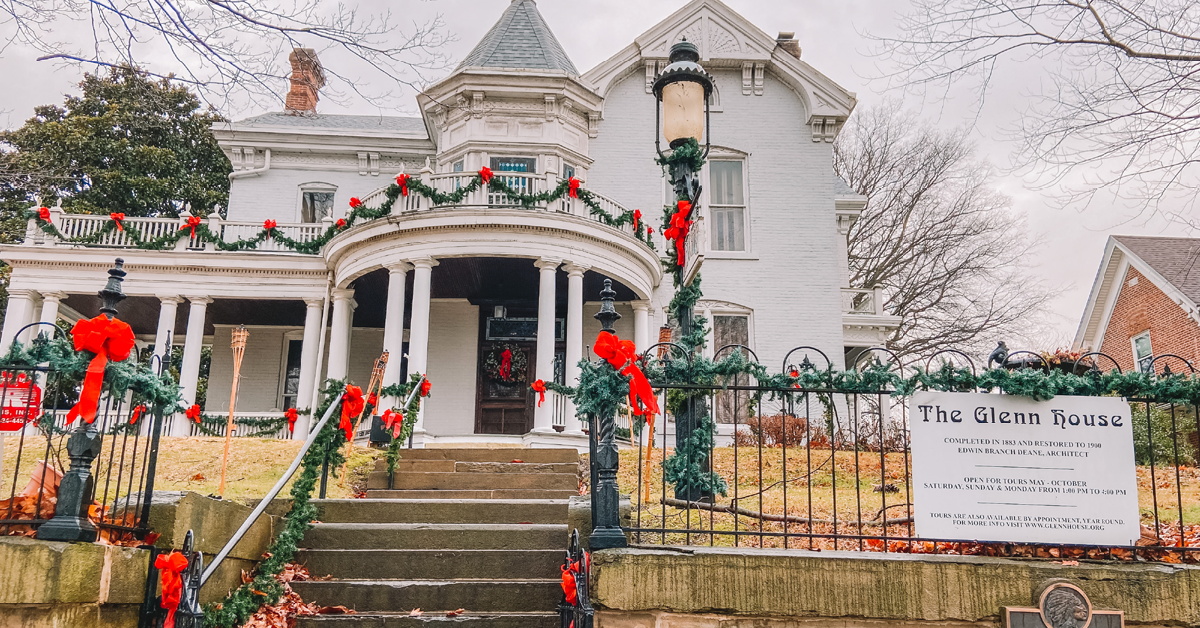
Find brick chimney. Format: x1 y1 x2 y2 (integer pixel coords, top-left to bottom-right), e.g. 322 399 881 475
776 32 802 59
285 48 326 115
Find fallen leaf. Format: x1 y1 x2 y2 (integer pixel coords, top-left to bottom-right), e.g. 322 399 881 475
511 459 524 463
409 609 423 617
191 473 206 481
446 609 465 617
1061 560 1079 566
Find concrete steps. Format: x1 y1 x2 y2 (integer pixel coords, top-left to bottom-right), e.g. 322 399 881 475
297 449 577 626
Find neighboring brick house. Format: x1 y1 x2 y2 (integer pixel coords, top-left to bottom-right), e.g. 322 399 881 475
1074 235 1200 373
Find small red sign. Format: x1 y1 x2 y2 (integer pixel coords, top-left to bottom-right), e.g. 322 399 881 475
0 372 42 432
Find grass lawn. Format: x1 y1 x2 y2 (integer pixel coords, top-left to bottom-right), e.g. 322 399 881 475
0 433 383 505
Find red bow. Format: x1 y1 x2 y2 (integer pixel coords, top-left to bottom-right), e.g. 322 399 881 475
349 197 362 209
110 213 125 231
340 385 365 442
185 404 201 423
647 226 653 237
532 379 547 407
396 174 409 196
419 378 431 397
129 404 146 425
263 219 276 230
180 215 201 239
67 314 135 424
335 218 347 229
593 331 659 417
285 407 298 434
38 207 49 221
500 348 512 380
480 167 493 184
568 177 580 198
367 392 378 409
561 559 580 605
663 200 693 268
381 408 405 438
633 209 641 231
156 551 189 628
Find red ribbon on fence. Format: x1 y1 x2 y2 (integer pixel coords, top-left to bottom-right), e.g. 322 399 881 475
66 314 135 424
181 215 201 239
340 385 365 441
420 378 431 397
532 379 547 407
568 177 580 198
335 218 347 229
110 213 125 231
382 408 404 438
592 331 659 417
263 219 276 231
285 407 298 434
129 404 146 425
156 550 189 628
396 174 409 197
662 200 693 268
38 207 49 221
185 404 201 423
633 209 641 231
349 197 362 209
500 348 512 380
561 558 579 605
480 167 493 184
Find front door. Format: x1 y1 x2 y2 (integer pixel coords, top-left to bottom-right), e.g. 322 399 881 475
476 337 534 434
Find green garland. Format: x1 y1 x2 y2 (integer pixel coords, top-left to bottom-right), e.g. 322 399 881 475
26 171 656 254
377 373 429 479
204 378 351 628
655 137 706 174
192 413 289 439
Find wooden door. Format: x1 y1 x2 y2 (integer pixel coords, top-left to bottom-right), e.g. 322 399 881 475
476 340 534 434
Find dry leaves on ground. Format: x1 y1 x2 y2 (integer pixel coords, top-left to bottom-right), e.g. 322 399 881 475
242 563 353 628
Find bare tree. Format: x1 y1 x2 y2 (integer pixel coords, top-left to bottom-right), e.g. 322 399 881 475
0 0 453 110
835 104 1050 362
876 0 1200 215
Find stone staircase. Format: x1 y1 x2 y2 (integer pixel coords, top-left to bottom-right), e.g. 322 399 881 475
293 448 580 627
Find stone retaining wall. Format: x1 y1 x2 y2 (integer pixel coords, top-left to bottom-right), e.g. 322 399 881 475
591 547 1200 628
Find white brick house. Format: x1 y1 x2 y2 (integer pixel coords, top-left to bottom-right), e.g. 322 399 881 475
0 0 898 447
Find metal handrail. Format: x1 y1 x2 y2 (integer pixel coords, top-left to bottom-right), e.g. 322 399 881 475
198 395 342 586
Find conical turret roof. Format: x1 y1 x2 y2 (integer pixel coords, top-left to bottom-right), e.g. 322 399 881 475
458 0 577 74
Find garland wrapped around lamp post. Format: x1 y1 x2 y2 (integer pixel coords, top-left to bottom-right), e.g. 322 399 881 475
25 169 657 254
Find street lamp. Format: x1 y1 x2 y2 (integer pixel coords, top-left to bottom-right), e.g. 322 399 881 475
653 38 714 204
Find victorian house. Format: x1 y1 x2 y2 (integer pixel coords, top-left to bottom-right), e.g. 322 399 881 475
0 0 898 447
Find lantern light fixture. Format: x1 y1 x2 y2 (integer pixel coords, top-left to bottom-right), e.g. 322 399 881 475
652 38 714 159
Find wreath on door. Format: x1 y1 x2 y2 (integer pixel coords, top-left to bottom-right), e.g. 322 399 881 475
483 344 528 385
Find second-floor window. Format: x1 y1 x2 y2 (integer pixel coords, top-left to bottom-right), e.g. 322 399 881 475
1132 331 1153 373
710 160 746 252
301 189 335 223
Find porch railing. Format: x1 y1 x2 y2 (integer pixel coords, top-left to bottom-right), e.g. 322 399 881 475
841 287 886 316
187 412 291 439
602 347 1200 563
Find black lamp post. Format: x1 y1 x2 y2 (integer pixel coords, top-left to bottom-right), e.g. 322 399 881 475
589 279 626 550
653 41 715 503
37 259 127 542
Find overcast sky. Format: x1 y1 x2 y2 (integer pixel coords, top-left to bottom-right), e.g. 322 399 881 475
0 0 1186 347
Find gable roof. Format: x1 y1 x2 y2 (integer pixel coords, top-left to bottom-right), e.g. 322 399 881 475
1113 235 1200 305
1073 235 1200 350
458 0 577 74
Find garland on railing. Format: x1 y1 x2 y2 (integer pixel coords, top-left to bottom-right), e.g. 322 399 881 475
24 169 656 254
192 414 290 439
377 373 431 479
205 378 352 628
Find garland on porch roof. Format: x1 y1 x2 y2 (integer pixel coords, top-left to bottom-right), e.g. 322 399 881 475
24 169 656 254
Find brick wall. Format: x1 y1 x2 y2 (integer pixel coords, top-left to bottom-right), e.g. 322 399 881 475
1097 266 1200 372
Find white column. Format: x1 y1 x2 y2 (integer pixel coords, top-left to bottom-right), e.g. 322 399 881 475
37 291 67 337
562 263 589 435
532 258 561 434
406 258 437 441
0 289 36 352
326 288 356 382
702 305 715 359
632 301 651 353
152 296 183 372
381 262 412 404
294 297 325 437
175 296 211 437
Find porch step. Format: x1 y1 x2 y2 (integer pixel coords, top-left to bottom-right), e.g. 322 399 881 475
313 499 568 524
389 448 578 464
295 612 558 627
373 460 579 474
298 549 563 580
303 523 567 551
364 489 578 500
368 472 577 492
291 579 561 613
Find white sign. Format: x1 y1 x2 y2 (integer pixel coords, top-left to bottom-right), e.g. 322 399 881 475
909 392 1139 546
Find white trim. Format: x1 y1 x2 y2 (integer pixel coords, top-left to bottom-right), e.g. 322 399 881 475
705 152 751 256
297 182 338 224
277 329 305 410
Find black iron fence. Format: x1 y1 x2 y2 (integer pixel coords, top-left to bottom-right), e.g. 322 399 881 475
613 347 1200 563
0 324 166 544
